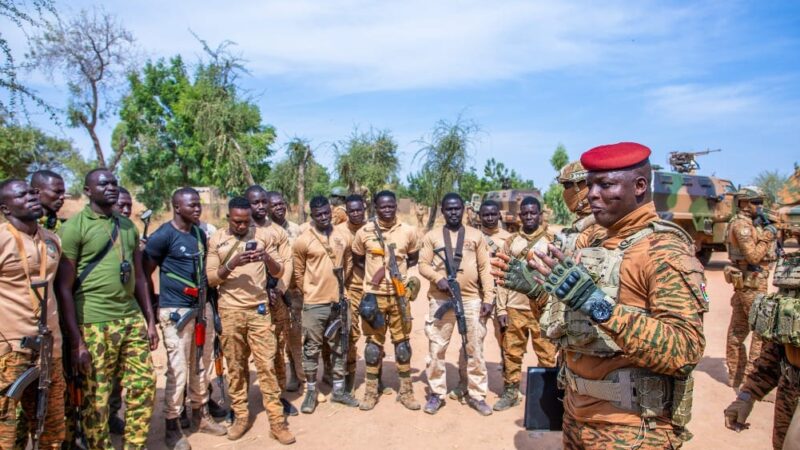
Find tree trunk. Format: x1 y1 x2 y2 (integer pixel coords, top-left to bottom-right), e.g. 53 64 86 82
425 205 437 230
297 147 307 223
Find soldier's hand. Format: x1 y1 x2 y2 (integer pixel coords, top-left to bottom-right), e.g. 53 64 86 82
147 323 160 351
532 244 608 316
73 341 93 375
724 394 755 432
762 224 778 238
497 314 509 330
490 253 511 283
479 302 493 318
435 278 453 296
492 252 543 298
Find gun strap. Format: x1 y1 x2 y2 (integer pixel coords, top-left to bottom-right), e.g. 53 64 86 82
5 224 48 316
164 225 206 290
443 226 465 275
74 217 119 293
310 227 342 268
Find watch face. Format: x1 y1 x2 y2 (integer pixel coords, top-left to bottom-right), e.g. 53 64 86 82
591 300 613 322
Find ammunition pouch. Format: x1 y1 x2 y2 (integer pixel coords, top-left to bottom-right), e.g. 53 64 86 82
742 269 764 289
724 266 744 289
405 276 421 302
562 366 693 428
749 293 800 346
780 358 800 386
774 254 800 289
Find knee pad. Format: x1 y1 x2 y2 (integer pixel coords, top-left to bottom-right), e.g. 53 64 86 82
395 340 412 364
359 293 385 329
364 342 382 365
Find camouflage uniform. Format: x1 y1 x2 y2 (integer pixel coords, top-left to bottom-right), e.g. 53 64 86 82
272 220 306 387
269 294 291 389
337 221 366 380
80 316 155 449
725 200 777 388
0 354 66 449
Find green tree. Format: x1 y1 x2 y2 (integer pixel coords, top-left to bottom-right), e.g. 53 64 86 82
753 170 788 208
265 139 330 222
0 113 78 178
28 7 136 170
543 144 573 225
334 127 399 198
413 117 479 229
117 44 276 211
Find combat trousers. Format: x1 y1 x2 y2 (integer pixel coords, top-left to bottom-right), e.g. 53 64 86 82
346 285 363 376
269 296 291 390
286 290 306 384
425 298 488 399
726 283 767 388
219 308 283 426
503 307 557 385
80 315 155 450
362 294 412 378
773 373 800 450
0 352 66 449
562 412 684 449
159 304 215 419
302 303 346 379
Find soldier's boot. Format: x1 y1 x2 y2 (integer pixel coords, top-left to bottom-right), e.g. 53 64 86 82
227 417 251 441
359 377 380 411
179 408 191 429
286 363 301 392
345 372 356 395
331 379 360 407
493 383 521 411
165 418 192 450
301 380 319 414
397 376 420 411
423 394 444 415
191 407 228 436
270 422 296 445
378 365 393 395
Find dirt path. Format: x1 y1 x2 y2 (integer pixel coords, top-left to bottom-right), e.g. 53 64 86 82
140 251 775 449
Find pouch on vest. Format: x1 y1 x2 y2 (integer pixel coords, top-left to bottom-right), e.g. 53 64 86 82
749 293 780 342
750 294 800 346
774 255 800 289
724 266 744 289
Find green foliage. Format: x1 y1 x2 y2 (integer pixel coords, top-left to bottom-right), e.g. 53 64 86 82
544 144 574 225
753 170 788 208
265 138 330 220
0 114 77 179
455 158 535 199
117 46 276 211
334 127 399 197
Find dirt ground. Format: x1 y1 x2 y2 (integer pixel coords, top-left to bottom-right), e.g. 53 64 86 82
126 248 781 450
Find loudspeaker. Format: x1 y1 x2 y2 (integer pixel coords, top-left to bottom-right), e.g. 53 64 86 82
524 367 564 431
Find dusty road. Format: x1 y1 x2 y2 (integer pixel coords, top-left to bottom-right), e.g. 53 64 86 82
137 251 776 450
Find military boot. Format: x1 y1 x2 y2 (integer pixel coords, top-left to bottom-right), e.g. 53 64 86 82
270 422 296 445
493 383 521 411
331 379 360 407
301 382 318 414
359 377 380 411
191 407 227 436
227 417 251 441
179 408 191 429
165 418 191 450
397 376 420 411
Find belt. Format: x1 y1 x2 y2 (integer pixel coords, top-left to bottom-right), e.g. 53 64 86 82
563 366 671 416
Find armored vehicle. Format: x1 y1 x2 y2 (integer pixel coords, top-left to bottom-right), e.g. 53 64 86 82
776 166 800 243
482 188 544 233
653 150 736 265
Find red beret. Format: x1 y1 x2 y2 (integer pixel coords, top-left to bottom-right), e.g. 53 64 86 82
580 142 652 171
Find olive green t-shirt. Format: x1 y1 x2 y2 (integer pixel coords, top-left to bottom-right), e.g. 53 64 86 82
59 205 141 324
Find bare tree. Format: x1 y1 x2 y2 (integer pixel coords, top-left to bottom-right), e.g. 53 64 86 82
288 138 313 222
28 7 135 170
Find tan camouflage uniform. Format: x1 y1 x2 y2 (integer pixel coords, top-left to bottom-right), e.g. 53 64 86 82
271 219 305 386
337 221 366 377
726 211 777 388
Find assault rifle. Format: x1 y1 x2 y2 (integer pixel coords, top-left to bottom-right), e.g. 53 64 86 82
140 209 153 241
6 280 52 450
324 267 350 360
192 250 207 374
432 247 469 361
372 218 411 326
209 293 233 423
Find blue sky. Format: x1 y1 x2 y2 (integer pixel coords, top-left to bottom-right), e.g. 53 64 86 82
5 0 800 189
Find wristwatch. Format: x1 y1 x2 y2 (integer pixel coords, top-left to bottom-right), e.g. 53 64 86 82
589 297 614 323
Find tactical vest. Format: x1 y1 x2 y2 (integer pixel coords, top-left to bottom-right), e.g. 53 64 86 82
726 216 778 264
541 220 694 357
553 214 596 256
749 254 800 346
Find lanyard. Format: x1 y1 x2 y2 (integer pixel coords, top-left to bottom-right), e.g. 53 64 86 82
5 224 48 315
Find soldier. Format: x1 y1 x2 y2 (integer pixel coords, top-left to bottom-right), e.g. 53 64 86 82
31 169 66 232
351 190 421 411
143 187 227 449
493 196 557 412
0 179 66 448
206 197 295 444
725 186 778 389
448 200 512 402
494 143 707 448
419 193 495 416
246 186 298 416
293 196 361 412
266 191 307 392
554 160 605 254
55 168 159 449
330 187 348 226
724 251 800 450
336 194 367 395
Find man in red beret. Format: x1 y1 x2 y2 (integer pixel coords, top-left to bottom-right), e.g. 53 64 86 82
494 142 708 449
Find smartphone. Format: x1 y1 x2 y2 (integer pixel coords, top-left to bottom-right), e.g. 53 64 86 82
245 240 257 252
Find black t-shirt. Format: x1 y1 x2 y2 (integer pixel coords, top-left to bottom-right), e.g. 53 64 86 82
145 222 207 308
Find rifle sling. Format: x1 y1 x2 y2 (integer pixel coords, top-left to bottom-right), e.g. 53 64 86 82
74 217 119 293
443 226 465 276
5 224 48 315
220 228 254 268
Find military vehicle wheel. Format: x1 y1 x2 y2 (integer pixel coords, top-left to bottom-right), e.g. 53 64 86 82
697 247 713 266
